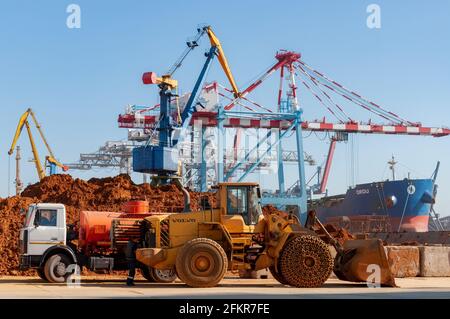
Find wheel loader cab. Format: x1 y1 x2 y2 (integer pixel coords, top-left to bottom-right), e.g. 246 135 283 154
218 183 262 232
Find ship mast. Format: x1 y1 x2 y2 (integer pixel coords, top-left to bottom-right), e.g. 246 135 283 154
388 155 397 181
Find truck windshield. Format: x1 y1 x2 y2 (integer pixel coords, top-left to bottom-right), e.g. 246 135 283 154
24 206 35 227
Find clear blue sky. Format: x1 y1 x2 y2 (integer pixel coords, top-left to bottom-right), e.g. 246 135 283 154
0 1 449 216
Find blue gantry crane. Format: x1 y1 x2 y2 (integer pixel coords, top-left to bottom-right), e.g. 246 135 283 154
132 25 240 185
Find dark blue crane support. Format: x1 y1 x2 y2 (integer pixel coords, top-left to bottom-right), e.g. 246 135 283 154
173 45 217 146
133 45 218 176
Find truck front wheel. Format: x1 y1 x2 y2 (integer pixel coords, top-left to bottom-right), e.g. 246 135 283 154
36 267 47 281
44 254 72 283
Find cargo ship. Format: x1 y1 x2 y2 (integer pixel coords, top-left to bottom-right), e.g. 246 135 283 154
311 160 439 233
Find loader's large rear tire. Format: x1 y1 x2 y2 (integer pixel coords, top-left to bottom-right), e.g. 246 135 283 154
176 238 228 288
279 235 333 288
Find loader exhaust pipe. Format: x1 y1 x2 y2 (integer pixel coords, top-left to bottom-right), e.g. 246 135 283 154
173 178 191 212
181 186 191 212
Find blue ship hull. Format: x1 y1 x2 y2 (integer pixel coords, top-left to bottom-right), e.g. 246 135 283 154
314 179 435 232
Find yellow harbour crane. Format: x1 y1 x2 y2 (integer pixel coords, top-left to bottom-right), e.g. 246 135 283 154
8 108 68 181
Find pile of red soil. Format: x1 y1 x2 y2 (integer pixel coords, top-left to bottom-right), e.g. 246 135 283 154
0 174 216 275
262 205 288 218
262 205 354 245
314 223 355 246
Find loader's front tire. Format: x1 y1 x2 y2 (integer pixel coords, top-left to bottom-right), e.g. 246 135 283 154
269 266 288 285
176 238 228 288
279 235 333 288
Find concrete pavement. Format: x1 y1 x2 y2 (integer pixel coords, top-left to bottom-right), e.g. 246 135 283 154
0 276 449 299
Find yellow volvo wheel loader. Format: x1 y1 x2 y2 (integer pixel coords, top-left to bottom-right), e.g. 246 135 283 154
135 182 395 288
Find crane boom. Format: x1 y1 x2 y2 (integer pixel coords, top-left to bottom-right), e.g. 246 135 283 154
205 27 240 98
8 108 68 180
24 120 46 180
8 109 31 155
28 109 56 159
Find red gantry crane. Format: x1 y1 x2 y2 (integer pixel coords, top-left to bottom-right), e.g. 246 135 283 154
118 50 449 137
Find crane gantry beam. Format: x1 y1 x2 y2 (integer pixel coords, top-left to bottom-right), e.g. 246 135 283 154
118 111 449 137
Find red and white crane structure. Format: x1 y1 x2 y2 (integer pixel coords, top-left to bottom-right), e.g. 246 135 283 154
119 50 449 137
117 49 449 197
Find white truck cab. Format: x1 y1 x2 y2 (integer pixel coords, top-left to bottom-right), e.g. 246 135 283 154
20 203 67 255
19 203 76 282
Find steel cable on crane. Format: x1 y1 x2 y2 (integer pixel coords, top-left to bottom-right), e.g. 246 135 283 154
312 77 396 124
217 83 273 113
299 79 344 123
302 130 314 139
299 64 396 123
166 26 208 76
298 60 414 125
218 92 254 112
297 72 347 123
303 63 404 124
283 130 296 139
313 131 329 141
237 66 268 94
298 60 402 122
296 65 354 122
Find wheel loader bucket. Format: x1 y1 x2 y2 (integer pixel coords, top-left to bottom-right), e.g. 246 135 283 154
333 239 396 287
